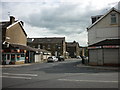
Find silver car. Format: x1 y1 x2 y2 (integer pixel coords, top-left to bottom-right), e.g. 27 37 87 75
47 56 58 62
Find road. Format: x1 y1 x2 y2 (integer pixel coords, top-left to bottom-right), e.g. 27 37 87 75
2 59 118 88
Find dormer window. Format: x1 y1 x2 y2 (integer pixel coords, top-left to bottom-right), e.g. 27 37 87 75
111 13 117 24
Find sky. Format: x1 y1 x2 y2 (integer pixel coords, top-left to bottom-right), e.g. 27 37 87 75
1 0 120 46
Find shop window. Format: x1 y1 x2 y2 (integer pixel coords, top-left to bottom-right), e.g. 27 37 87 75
17 54 20 61
21 54 25 57
7 54 10 60
11 54 15 61
2 54 6 61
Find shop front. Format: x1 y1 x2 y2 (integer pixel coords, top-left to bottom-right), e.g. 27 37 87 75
2 43 50 65
2 48 26 65
88 45 120 66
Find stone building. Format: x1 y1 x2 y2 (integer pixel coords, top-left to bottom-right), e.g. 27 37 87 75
27 37 66 57
66 41 80 58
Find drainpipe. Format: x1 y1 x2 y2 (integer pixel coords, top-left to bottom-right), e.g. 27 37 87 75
29 51 31 63
102 46 104 65
88 48 89 64
82 48 85 56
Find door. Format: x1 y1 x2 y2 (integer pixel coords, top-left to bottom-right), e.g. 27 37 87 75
11 54 16 64
2 54 7 64
6 54 11 64
104 49 118 64
89 50 97 65
97 49 103 65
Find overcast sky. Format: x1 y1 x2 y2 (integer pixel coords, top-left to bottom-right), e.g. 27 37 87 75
1 0 120 46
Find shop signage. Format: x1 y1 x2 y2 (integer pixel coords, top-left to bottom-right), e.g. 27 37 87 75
88 45 120 49
103 45 119 48
88 46 102 49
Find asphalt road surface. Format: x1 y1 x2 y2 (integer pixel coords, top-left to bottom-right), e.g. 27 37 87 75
2 59 118 88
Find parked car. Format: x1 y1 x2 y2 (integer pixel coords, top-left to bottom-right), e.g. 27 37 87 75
47 56 58 62
56 56 65 61
76 56 82 59
85 56 88 60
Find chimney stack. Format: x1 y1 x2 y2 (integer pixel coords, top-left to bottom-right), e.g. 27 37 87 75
10 16 15 24
20 21 24 26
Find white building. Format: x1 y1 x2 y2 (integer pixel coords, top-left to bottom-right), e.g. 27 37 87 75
87 8 120 66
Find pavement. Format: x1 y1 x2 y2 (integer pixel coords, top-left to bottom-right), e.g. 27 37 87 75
0 63 33 68
0 61 45 68
77 63 119 71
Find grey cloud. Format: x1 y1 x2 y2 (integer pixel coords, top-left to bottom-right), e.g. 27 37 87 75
21 2 111 35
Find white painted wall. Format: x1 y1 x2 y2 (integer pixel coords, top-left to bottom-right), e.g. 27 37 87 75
35 54 42 63
88 10 120 45
88 27 119 45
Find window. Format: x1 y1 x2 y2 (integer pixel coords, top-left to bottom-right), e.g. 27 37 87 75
17 54 20 60
47 39 51 42
38 44 40 49
43 46 45 49
111 13 117 24
48 44 50 49
21 54 25 57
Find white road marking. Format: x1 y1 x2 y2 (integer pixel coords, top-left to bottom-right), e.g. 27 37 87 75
0 76 31 80
3 73 38 77
58 79 118 83
63 73 118 76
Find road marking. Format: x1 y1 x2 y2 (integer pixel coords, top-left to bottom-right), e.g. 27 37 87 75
3 73 38 77
63 73 118 76
58 79 118 83
0 76 31 80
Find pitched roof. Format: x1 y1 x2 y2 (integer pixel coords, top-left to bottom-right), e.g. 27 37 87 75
66 41 79 47
89 39 120 47
7 21 27 36
0 21 10 29
27 37 65 43
10 43 50 53
87 7 120 30
0 20 27 37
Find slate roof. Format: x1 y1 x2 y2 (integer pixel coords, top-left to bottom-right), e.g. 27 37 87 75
10 43 50 52
66 41 79 47
89 39 120 47
87 7 120 30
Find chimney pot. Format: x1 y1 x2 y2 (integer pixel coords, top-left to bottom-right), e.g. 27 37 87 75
20 21 24 26
10 16 15 24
